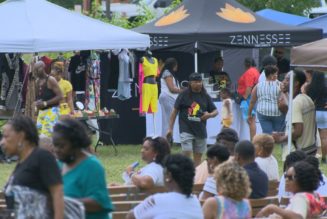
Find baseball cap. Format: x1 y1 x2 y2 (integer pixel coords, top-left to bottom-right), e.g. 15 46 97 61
189 73 202 81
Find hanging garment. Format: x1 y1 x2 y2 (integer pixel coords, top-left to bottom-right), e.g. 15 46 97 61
140 57 159 113
85 58 100 111
117 49 131 100
68 54 87 92
0 53 24 110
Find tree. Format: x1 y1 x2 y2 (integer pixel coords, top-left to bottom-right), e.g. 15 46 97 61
237 0 320 16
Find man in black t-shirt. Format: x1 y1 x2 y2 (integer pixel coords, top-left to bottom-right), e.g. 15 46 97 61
167 73 218 166
273 47 290 81
209 57 231 90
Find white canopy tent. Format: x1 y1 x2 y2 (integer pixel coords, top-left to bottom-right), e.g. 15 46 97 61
0 0 150 52
286 40 327 155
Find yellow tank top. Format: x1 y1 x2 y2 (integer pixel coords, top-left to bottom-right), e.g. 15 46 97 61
142 57 158 77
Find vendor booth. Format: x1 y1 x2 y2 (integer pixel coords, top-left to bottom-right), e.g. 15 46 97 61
0 0 150 145
134 0 322 141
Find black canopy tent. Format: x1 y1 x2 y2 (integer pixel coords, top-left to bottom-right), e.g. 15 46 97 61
134 0 322 72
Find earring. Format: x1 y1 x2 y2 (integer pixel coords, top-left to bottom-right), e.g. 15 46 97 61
165 178 170 182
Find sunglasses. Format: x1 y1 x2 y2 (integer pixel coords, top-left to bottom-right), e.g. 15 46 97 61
284 173 296 181
274 51 284 55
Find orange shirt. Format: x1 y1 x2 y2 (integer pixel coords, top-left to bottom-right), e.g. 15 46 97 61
237 67 260 97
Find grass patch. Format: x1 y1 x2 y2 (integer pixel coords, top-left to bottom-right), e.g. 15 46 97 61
0 144 326 188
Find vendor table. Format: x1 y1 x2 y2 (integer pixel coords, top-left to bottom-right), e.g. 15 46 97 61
146 101 262 144
0 111 120 154
76 114 120 154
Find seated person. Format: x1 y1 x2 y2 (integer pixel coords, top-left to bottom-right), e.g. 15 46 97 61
279 153 327 200
199 144 230 201
278 151 307 200
257 160 326 218
253 134 279 181
127 154 203 219
202 161 252 219
234 140 268 199
209 57 231 90
194 128 239 184
124 136 171 189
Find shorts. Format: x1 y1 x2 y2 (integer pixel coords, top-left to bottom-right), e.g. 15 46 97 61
240 98 256 120
142 83 158 113
222 117 233 128
180 132 207 153
316 111 327 129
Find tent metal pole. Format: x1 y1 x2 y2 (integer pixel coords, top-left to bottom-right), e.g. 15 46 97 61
287 71 294 154
194 41 198 72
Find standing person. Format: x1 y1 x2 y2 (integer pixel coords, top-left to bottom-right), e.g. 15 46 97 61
248 65 285 134
158 58 182 137
127 154 204 219
167 73 218 166
237 57 260 140
258 55 278 83
34 61 62 137
304 71 327 163
53 118 113 219
220 88 233 128
273 47 290 81
209 57 231 89
202 161 252 219
2 116 64 219
273 70 317 158
51 61 74 117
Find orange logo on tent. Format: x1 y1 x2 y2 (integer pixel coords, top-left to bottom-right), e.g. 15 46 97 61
217 3 255 23
155 5 190 27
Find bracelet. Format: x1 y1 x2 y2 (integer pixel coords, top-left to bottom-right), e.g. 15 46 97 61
43 101 47 107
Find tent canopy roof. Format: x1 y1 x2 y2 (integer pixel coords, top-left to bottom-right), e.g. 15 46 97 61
256 9 310 26
291 38 327 70
299 14 327 37
0 0 150 53
134 0 322 53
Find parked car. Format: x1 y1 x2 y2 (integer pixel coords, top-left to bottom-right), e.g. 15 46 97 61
102 0 173 20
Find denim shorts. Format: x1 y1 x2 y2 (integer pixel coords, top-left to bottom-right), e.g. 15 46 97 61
180 132 207 153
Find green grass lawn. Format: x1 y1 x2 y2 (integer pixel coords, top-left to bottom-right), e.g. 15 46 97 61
0 144 326 188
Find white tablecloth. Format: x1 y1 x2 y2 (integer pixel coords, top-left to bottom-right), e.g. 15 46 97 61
146 101 262 144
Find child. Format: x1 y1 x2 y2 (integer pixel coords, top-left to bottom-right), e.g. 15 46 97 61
220 88 233 128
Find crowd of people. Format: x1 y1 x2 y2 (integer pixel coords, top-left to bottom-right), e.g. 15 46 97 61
1 46 327 219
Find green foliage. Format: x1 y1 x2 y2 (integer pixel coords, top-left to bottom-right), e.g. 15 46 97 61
237 0 319 16
164 0 182 14
48 0 82 9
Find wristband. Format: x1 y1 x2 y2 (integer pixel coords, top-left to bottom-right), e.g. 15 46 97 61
43 101 47 107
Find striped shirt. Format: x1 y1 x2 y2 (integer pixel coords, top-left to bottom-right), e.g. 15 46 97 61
257 80 282 116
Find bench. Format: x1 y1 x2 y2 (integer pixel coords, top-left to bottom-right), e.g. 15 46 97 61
250 196 279 217
110 184 204 219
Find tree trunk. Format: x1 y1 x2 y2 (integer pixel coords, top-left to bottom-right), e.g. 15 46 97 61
106 0 111 19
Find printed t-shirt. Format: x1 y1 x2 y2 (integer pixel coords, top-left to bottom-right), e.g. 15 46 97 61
174 89 217 138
